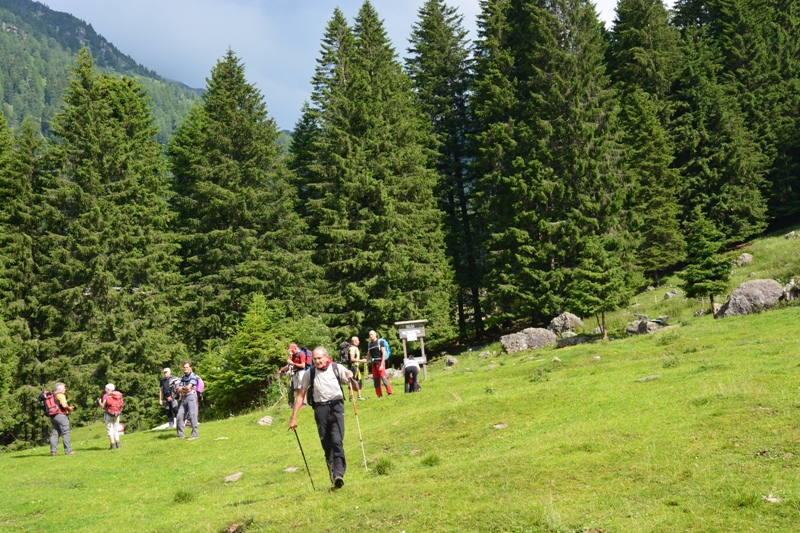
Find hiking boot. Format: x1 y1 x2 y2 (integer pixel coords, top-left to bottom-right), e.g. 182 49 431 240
334 476 344 489
109 444 115 450
50 452 56 456
65 451 76 455
358 396 365 401
115 442 121 449
187 436 198 441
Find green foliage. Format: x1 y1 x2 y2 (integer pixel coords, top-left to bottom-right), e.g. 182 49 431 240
292 3 455 345
169 50 321 354
679 207 730 309
407 0 483 339
199 294 330 417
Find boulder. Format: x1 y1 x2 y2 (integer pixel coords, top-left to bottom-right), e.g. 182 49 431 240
785 231 797 239
224 472 243 483
782 279 800 301
716 279 783 318
257 416 273 426
625 315 664 335
500 327 557 354
557 335 594 348
663 289 680 300
445 356 459 366
547 312 584 337
477 351 492 359
733 253 753 267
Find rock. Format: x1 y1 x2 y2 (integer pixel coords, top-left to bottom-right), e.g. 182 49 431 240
445 356 459 366
625 320 643 335
763 494 785 503
477 351 491 359
557 335 593 348
716 279 783 318
636 375 660 382
626 317 663 335
442 367 452 372
663 289 679 300
500 328 557 354
781 279 800 301
215 437 229 440
591 356 602 361
733 253 753 267
652 316 669 326
493 423 508 429
551 356 561 363
712 303 722 316
590 327 602 335
694 309 705 317
646 285 655 291
283 467 298 473
547 312 584 337
785 231 797 239
224 472 243 483
257 416 273 426
386 368 404 379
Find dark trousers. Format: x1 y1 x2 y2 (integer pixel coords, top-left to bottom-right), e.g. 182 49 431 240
164 399 178 425
404 367 420 393
314 401 346 482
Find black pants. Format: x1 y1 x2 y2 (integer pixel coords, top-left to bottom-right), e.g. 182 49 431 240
164 399 178 425
404 367 419 393
314 400 346 482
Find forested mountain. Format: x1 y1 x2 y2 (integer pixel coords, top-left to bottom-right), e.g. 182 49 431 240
0 0 199 142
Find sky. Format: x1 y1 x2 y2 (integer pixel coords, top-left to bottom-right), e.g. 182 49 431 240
41 0 671 131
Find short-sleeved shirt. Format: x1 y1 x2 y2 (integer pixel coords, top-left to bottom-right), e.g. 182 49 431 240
180 372 198 395
56 392 69 414
160 377 173 397
300 363 349 404
290 350 306 368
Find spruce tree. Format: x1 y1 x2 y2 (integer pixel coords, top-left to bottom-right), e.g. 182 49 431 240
680 207 730 316
293 2 455 343
670 14 768 244
39 49 184 429
406 0 483 339
566 236 630 339
169 50 321 354
472 0 628 323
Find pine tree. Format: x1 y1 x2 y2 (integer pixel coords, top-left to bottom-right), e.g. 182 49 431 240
38 49 184 429
566 236 630 339
293 2 455 343
472 0 628 323
406 0 483 339
670 15 768 244
169 50 321 354
680 207 730 316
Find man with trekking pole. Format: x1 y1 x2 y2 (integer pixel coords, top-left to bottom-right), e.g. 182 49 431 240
288 346 353 489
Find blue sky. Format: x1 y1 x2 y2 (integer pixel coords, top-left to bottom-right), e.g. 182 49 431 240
42 0 670 131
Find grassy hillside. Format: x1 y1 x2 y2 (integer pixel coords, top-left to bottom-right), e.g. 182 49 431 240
1 301 799 531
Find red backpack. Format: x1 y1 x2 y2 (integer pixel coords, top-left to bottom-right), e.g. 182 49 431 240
106 391 124 416
38 390 62 417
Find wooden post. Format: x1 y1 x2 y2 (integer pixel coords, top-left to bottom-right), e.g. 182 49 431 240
419 337 427 380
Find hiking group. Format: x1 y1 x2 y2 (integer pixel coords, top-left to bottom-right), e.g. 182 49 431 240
287 330 422 489
38 330 421 484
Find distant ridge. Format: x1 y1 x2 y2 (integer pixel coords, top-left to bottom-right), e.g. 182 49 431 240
0 0 199 141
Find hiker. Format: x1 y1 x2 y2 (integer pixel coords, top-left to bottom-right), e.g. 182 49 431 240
348 336 367 400
287 343 308 406
288 346 353 489
159 367 179 428
175 361 199 440
49 382 76 456
99 384 122 449
403 356 421 393
367 330 393 397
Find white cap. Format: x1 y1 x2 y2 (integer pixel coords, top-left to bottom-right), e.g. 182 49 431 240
105 383 115 392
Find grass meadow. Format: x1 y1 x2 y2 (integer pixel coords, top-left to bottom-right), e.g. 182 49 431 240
1 230 799 532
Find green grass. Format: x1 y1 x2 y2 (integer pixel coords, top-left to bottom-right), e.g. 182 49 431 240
1 230 799 532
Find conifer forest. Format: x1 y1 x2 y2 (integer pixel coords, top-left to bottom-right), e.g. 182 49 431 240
1 0 799 447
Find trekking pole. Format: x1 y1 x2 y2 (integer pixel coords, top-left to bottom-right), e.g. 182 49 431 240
291 428 315 491
348 382 369 472
82 402 102 445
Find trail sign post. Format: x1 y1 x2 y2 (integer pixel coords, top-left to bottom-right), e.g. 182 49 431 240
394 319 428 380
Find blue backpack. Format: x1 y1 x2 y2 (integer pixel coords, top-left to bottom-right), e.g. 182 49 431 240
300 347 313 369
380 338 390 360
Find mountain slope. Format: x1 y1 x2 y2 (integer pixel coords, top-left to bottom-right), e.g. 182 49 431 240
0 0 199 141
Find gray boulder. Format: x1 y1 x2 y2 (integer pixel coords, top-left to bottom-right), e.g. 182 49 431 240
547 312 584 337
716 279 783 318
625 315 664 335
445 356 459 366
557 335 594 348
663 289 680 300
733 253 754 267
500 328 557 354
785 231 797 239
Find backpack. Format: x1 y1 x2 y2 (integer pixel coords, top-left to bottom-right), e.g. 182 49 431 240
306 364 343 409
106 390 124 416
339 341 351 365
299 347 313 370
168 376 181 399
195 376 205 394
380 338 391 360
38 390 62 417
